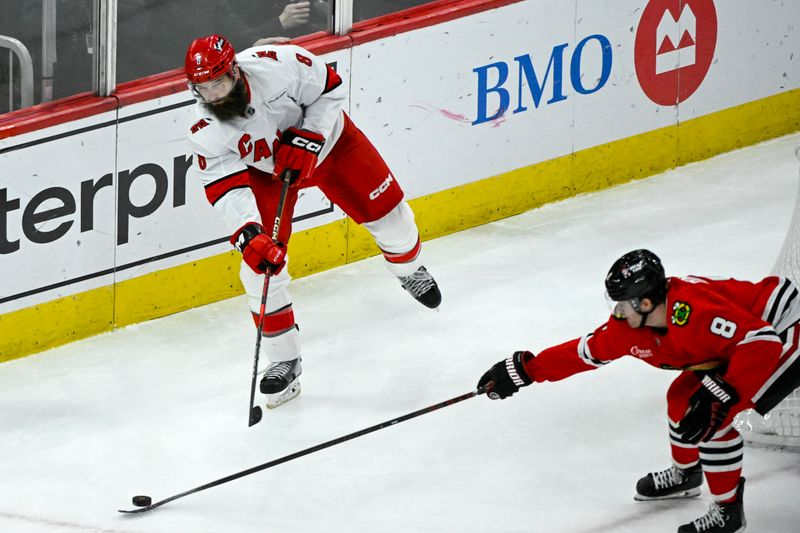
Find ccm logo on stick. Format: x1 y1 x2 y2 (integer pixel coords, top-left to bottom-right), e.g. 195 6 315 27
369 175 394 200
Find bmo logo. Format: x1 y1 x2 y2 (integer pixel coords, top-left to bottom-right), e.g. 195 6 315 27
634 0 717 105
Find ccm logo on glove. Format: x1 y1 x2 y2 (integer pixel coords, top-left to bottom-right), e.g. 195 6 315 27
289 135 323 153
274 128 326 186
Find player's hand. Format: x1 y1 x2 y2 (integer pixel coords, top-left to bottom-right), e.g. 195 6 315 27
478 351 534 399
274 127 325 187
279 1 311 29
677 373 739 444
230 222 287 274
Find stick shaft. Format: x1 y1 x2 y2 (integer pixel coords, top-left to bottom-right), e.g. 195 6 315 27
247 171 292 426
120 385 488 513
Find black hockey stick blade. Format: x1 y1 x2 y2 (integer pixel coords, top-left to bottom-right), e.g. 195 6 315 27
118 385 489 514
249 405 263 427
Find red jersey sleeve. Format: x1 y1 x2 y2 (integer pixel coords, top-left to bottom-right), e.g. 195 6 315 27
524 318 638 383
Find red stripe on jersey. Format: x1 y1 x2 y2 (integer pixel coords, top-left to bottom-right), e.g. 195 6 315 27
204 170 250 205
382 237 421 264
323 64 343 94
251 305 296 336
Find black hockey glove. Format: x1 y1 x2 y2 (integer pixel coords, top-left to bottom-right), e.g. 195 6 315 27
478 351 534 400
677 373 739 444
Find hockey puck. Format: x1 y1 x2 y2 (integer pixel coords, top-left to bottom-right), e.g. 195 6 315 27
132 495 152 507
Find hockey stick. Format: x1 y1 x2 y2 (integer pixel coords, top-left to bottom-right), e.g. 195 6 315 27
248 169 292 427
120 384 490 513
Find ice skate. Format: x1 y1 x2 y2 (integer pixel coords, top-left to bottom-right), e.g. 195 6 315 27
398 266 441 309
634 463 703 501
677 478 746 533
260 358 302 408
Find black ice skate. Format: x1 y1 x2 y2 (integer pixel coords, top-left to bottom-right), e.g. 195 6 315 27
260 358 302 409
634 463 703 501
677 478 746 533
398 266 441 309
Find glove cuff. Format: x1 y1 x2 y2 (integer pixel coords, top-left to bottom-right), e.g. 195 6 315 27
230 222 264 252
507 351 534 387
283 127 325 154
699 373 739 405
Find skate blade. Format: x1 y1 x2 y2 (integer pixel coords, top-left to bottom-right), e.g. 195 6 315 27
266 381 301 409
633 487 701 502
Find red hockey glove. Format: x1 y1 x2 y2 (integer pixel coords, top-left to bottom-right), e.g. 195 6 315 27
477 351 534 400
274 127 325 186
230 222 287 275
677 373 739 444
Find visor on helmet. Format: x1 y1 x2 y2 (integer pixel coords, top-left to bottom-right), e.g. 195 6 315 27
605 293 644 320
189 73 236 104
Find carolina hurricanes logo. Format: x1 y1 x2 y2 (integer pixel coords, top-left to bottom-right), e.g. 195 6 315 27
213 38 225 52
634 0 717 105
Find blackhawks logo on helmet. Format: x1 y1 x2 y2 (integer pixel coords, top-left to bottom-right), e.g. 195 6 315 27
671 301 691 326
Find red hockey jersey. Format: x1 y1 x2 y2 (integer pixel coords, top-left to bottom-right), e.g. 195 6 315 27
524 276 799 404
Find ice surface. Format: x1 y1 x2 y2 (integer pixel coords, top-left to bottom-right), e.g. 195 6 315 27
2 134 800 532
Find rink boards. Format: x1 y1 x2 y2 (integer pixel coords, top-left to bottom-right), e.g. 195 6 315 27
1 0 799 360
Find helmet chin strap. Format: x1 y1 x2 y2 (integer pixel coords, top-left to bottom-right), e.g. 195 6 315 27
630 298 652 328
637 310 650 328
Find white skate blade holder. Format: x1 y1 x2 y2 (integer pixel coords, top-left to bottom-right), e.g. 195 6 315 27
265 378 301 409
633 486 701 502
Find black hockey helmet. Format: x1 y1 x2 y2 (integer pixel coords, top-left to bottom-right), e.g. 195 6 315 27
605 249 667 304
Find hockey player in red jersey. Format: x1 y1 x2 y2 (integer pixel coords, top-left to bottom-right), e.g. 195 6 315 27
478 249 800 533
184 35 441 408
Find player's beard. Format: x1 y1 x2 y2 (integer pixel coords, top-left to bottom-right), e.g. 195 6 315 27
204 78 249 121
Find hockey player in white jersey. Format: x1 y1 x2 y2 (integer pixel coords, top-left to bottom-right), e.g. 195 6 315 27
184 35 441 408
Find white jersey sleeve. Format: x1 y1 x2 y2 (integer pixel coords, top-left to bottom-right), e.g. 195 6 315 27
187 117 260 235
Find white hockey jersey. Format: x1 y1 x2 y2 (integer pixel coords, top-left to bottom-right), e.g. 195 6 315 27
186 44 346 234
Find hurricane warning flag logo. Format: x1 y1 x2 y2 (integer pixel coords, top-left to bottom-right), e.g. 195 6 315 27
635 0 717 106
